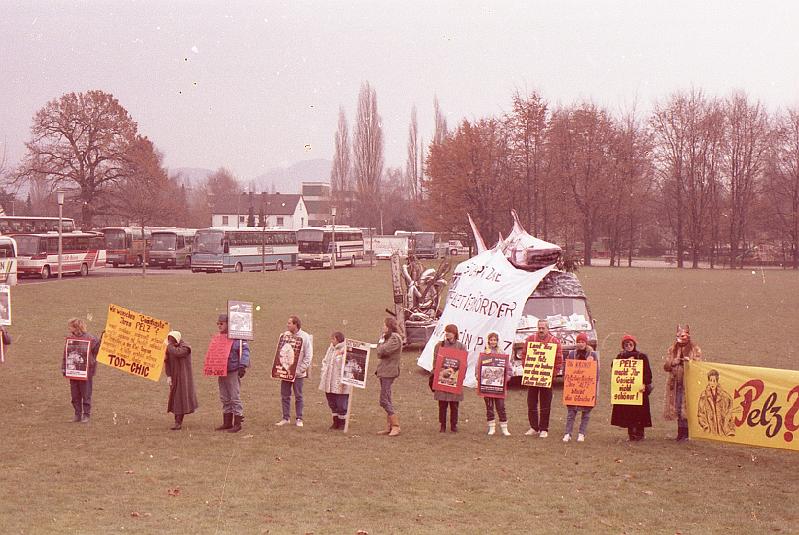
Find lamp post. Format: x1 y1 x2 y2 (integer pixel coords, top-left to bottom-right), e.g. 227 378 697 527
330 206 336 270
57 190 64 279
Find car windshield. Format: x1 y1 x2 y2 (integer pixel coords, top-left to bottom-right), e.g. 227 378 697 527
151 233 177 251
522 297 590 320
194 231 224 254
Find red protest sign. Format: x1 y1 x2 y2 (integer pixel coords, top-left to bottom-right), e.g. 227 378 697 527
432 346 467 395
203 334 234 377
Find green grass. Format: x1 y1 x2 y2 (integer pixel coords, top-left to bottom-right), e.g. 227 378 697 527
2 264 798 534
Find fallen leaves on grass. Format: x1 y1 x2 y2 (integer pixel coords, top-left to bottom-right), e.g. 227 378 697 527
124 470 134 474
167 487 181 497
642 490 654 496
356 530 369 534
614 458 623 463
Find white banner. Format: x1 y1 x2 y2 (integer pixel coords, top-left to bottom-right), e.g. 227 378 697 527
417 248 553 387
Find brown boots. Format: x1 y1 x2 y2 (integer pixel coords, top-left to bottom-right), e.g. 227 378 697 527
377 414 401 436
377 415 391 435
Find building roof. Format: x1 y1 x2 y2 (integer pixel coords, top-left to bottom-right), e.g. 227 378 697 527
304 200 330 214
211 193 303 216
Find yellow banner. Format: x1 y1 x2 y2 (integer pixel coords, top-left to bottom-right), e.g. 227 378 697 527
521 341 557 388
686 361 799 451
97 304 170 382
610 359 644 405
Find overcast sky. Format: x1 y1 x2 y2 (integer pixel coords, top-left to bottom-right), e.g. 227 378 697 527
2 1 798 181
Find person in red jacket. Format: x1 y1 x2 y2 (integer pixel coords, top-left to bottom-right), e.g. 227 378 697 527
523 319 563 438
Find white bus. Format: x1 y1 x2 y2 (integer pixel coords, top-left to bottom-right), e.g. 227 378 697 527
148 228 197 269
191 227 298 273
0 236 18 285
15 232 106 279
297 226 364 269
0 215 77 234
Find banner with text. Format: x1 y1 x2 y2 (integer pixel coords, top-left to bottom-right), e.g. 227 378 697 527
203 334 235 376
522 341 557 388
686 361 799 452
611 359 643 406
97 304 169 382
563 360 598 407
417 248 553 388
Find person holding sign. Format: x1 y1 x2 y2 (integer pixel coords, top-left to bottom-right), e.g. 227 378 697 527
562 333 597 443
375 317 403 437
663 325 702 442
214 314 250 433
164 331 198 431
61 318 100 423
0 326 11 362
431 324 467 433
275 315 313 427
523 319 562 438
476 331 512 436
318 331 351 430
610 334 653 441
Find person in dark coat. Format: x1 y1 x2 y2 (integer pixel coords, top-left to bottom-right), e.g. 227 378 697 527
61 318 100 423
610 334 653 441
431 324 467 433
164 330 198 430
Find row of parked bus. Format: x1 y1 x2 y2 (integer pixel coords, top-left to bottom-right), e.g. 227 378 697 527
0 216 368 282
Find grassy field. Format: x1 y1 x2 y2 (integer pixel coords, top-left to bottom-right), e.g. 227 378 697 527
2 263 798 534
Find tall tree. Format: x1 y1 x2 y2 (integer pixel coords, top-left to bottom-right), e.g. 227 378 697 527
352 81 384 228
433 96 448 146
330 107 351 224
767 107 799 269
12 90 138 228
405 105 421 202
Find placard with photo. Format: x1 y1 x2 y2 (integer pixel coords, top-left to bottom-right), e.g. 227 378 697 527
64 337 92 381
341 338 370 389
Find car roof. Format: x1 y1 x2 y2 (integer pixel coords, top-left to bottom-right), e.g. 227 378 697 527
530 270 586 298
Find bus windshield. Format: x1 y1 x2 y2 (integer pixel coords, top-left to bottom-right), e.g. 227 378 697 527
14 236 41 257
104 229 127 249
297 229 326 254
195 231 224 254
151 233 177 251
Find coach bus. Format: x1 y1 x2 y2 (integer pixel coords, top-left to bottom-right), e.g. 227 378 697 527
394 231 441 259
14 232 105 279
148 228 197 269
191 227 298 273
101 226 152 267
297 226 364 269
0 216 77 234
0 236 18 285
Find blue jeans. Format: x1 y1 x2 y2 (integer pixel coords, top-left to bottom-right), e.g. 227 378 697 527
70 378 93 417
325 393 349 417
564 406 592 436
218 373 242 416
281 378 304 420
379 377 395 415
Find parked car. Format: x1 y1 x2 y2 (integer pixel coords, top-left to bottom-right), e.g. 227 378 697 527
446 240 469 256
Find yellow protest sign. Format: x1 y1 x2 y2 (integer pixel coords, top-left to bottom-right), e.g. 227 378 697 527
521 341 557 388
97 304 170 382
686 361 799 452
611 359 644 405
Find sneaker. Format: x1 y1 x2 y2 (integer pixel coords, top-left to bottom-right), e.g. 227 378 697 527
295 419 304 427
539 430 548 438
275 419 290 426
577 433 585 442
524 428 537 436
80 415 90 423
72 415 81 423
562 433 571 442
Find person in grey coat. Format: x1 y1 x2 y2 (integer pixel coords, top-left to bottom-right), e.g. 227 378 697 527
375 317 403 436
431 324 466 433
164 330 198 431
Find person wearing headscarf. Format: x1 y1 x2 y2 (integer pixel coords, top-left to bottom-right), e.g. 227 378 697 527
164 330 198 431
664 324 702 441
476 330 512 436
610 334 653 441
431 324 467 433
562 332 598 442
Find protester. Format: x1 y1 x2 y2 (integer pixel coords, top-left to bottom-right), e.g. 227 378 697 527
610 334 653 441
664 324 702 441
375 317 402 436
0 325 11 359
164 330 198 431
524 319 563 438
275 315 313 427
431 324 466 433
562 333 597 442
318 331 351 430
214 314 250 433
61 318 99 423
476 330 512 436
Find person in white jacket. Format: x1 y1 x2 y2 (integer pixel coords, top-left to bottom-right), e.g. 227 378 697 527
275 315 313 427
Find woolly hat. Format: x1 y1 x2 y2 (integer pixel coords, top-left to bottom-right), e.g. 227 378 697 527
217 314 228 323
621 333 637 349
165 330 181 345
575 333 588 344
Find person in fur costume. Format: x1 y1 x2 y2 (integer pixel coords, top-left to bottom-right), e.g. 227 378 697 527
663 324 702 441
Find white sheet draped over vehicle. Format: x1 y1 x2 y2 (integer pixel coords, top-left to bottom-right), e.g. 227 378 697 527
417 247 554 387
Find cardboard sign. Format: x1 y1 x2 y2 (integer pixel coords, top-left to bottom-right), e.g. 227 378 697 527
611 358 644 405
521 341 557 388
341 338 370 389
203 334 235 376
563 359 598 407
271 332 303 381
432 346 467 395
227 300 254 340
97 304 170 382
64 337 92 381
477 353 509 398
0 284 10 326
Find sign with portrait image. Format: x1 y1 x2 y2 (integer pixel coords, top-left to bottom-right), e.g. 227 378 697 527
341 338 370 389
432 346 467 395
0 284 10 326
64 337 92 381
271 332 303 381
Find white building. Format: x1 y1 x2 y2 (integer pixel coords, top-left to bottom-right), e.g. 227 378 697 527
210 192 308 230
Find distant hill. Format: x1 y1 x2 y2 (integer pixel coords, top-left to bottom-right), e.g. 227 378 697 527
170 159 331 194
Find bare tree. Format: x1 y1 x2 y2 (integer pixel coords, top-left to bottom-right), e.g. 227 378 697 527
433 96 448 146
12 90 138 228
767 107 799 269
352 81 384 228
330 106 351 194
405 105 421 202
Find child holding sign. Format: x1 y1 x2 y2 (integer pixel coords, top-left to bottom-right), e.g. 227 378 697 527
610 334 653 441
476 331 512 436
562 333 597 442
61 318 100 423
